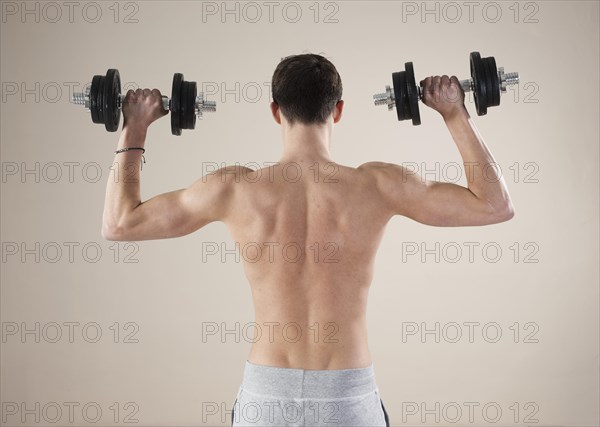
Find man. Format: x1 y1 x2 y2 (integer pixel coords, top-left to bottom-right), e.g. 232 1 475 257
102 54 514 426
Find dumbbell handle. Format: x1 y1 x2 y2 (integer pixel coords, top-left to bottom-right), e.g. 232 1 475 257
413 78 473 100
458 78 475 93
116 94 170 111
415 75 515 97
72 88 217 114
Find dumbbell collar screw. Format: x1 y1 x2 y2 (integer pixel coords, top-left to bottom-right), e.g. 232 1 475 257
195 93 217 119
498 67 520 92
373 85 395 110
72 86 91 110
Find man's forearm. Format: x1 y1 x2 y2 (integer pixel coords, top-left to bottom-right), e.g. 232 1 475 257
102 126 147 230
444 107 512 212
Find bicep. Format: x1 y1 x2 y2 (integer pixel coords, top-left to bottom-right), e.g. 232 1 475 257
374 164 501 227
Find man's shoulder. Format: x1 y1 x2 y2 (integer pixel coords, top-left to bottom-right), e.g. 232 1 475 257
357 161 394 170
356 161 415 189
357 161 402 177
202 165 256 183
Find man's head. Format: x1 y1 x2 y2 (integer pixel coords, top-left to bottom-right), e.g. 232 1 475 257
271 53 343 126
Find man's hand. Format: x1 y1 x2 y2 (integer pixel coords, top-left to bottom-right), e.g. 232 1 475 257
420 75 466 121
122 88 168 130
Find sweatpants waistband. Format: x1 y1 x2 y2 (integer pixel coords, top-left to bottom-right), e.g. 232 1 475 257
240 360 378 399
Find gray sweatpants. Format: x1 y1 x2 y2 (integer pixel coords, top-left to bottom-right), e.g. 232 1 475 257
231 361 390 427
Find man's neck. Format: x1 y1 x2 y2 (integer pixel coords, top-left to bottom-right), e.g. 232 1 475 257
279 122 334 163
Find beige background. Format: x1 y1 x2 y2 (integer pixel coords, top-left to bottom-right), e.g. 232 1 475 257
1 1 598 426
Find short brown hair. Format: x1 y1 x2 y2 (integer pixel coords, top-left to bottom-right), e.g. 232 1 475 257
271 53 343 125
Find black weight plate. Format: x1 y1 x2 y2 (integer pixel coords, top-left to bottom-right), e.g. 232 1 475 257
96 76 105 125
482 58 495 112
181 79 189 129
185 81 197 130
181 81 192 130
103 69 121 132
481 58 493 114
392 71 410 121
190 81 198 130
405 62 421 126
470 52 488 116
486 56 500 107
171 73 183 136
89 75 102 124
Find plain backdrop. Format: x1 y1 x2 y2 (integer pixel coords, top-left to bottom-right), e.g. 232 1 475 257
1 1 598 426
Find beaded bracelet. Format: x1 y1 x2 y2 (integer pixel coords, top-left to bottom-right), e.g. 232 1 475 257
114 147 146 170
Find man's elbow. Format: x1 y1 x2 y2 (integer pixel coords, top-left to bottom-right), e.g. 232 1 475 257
504 203 515 221
492 202 515 223
101 223 128 241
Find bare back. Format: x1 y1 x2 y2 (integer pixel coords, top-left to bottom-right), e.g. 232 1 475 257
224 161 391 369
103 70 513 372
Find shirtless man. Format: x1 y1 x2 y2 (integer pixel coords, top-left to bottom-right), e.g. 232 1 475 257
102 54 514 426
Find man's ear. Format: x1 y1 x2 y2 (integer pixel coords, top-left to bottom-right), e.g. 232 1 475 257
270 102 281 124
333 100 344 124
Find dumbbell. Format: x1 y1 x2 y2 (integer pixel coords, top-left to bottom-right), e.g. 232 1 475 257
72 69 216 135
373 52 519 125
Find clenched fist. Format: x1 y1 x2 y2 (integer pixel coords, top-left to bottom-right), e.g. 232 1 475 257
420 75 466 121
122 88 168 130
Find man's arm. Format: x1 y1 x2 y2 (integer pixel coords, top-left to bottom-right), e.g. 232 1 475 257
102 165 234 241
364 75 514 227
101 88 234 241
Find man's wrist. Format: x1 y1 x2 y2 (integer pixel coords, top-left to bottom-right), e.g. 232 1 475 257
118 124 148 149
443 105 470 125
